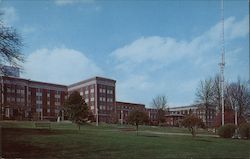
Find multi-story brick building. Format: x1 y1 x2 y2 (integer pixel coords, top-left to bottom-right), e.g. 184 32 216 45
68 77 116 123
0 76 67 121
146 108 158 125
166 104 216 127
116 101 145 124
0 71 217 126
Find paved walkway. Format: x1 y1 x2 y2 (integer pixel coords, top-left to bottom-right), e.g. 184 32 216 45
139 130 219 137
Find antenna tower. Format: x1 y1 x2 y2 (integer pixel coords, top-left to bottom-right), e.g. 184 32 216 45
219 0 225 126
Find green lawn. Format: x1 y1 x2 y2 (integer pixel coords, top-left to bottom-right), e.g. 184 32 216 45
1 121 250 159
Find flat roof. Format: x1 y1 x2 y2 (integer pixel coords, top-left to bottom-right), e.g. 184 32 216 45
1 75 67 88
116 101 145 106
68 76 116 87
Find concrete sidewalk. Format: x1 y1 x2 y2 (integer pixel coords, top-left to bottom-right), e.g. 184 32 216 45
139 130 219 137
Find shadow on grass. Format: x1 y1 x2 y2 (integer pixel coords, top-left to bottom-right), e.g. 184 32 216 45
194 138 213 142
1 128 64 158
139 134 160 138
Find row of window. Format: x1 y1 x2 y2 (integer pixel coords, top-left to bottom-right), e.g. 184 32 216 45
7 88 25 94
7 97 25 103
119 105 139 110
83 89 94 95
99 97 114 102
85 97 95 103
36 88 61 95
36 104 61 109
99 105 113 111
99 88 113 94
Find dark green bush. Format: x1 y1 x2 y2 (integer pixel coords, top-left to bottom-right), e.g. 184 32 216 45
239 123 250 139
218 124 237 138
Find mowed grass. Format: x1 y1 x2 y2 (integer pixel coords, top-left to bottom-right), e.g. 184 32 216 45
1 121 250 159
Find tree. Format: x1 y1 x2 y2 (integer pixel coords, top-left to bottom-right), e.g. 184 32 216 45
63 91 89 130
225 80 250 121
182 115 205 137
151 95 168 125
0 13 24 72
195 78 214 126
128 110 149 136
212 74 222 113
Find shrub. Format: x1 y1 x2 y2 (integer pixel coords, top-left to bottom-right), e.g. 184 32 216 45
239 123 250 139
218 124 237 138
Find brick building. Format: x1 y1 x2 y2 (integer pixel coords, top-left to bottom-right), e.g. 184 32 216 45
166 104 216 127
146 108 158 125
0 76 67 120
116 101 145 124
0 72 217 126
68 77 116 123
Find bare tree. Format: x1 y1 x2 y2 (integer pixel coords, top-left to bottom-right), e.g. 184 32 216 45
0 13 24 73
195 78 214 126
182 115 205 137
212 75 222 113
128 110 149 136
152 95 168 110
225 80 250 121
151 95 168 124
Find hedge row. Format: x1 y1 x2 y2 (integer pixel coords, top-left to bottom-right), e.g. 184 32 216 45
218 123 250 139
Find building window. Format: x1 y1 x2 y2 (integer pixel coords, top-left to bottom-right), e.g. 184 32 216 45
107 98 113 102
7 88 11 93
36 92 42 96
16 89 20 94
11 97 15 102
90 89 94 93
16 98 20 102
20 98 25 103
107 90 113 94
90 93 94 98
36 88 42 92
90 97 94 102
36 100 42 104
36 104 42 109
90 106 94 110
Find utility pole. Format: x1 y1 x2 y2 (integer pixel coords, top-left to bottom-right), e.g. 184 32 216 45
219 0 225 126
0 76 4 120
121 110 123 125
248 0 250 124
96 106 99 126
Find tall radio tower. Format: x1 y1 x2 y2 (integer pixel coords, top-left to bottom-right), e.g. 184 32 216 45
219 0 225 126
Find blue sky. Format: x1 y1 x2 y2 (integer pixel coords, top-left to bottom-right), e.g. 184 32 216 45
0 0 249 107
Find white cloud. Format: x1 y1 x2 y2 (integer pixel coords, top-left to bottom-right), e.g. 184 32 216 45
54 0 94 6
111 15 249 106
0 7 18 25
22 47 103 85
116 74 157 105
21 26 36 35
112 16 249 70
